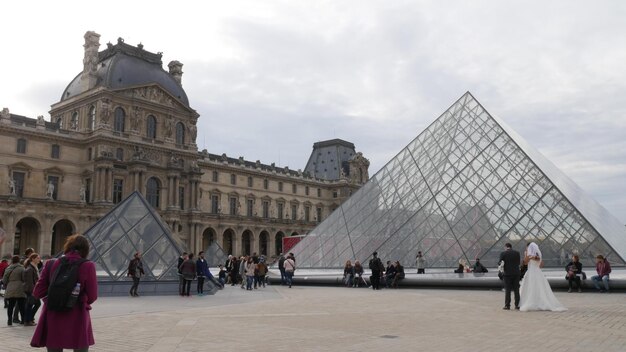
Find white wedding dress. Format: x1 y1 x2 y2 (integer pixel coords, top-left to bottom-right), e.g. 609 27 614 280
519 260 567 312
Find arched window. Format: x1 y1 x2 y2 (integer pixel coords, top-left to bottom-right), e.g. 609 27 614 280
70 112 78 130
146 177 160 208
176 122 185 145
88 106 96 130
114 107 125 132
146 115 157 139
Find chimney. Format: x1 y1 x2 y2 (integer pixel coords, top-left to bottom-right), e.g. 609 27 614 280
81 31 101 91
168 60 183 86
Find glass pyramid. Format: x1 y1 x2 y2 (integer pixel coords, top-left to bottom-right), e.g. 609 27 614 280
204 241 227 267
292 92 626 269
84 191 186 281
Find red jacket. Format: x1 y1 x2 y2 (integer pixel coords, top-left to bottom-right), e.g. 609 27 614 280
0 261 8 279
596 259 611 277
31 252 98 349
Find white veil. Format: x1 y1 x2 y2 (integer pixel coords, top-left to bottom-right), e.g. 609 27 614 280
527 242 542 259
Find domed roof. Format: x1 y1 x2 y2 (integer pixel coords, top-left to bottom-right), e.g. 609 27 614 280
61 39 189 106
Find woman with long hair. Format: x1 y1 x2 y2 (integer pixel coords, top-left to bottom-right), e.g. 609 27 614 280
3 255 25 325
23 253 42 326
343 260 354 287
31 233 98 351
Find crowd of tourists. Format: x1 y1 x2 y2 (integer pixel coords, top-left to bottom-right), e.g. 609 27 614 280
342 252 406 289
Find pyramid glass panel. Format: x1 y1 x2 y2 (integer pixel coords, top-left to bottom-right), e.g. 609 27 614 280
291 92 626 269
83 191 186 281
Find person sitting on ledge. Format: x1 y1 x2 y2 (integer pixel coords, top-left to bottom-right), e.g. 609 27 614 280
473 258 488 273
591 255 611 293
343 260 354 287
353 260 365 287
384 261 396 288
391 261 405 288
454 259 466 274
565 254 584 293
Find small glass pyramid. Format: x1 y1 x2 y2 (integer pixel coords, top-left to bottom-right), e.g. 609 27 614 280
204 241 227 268
291 92 626 269
84 191 186 281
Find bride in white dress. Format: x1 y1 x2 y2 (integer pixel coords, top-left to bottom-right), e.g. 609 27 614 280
519 242 567 312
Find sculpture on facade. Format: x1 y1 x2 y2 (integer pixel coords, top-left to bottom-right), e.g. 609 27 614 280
100 99 111 125
131 107 141 131
37 115 45 124
8 179 16 196
79 184 86 202
46 182 55 199
132 146 147 160
1 108 9 120
188 124 197 143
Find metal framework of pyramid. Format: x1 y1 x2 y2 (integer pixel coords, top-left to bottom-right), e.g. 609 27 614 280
292 92 626 269
204 241 227 267
84 191 186 281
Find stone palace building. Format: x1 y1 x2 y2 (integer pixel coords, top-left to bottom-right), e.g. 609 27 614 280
0 31 369 258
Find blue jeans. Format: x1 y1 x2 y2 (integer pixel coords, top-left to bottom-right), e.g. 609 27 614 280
285 271 294 287
246 276 254 290
591 275 610 291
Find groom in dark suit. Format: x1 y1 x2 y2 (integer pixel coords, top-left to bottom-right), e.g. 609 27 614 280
499 243 521 310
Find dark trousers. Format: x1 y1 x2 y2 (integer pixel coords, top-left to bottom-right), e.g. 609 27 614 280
503 275 520 308
7 298 25 324
130 277 140 296
371 272 381 290
183 279 192 296
197 277 205 293
417 269 425 274
24 294 40 323
179 275 185 294
568 276 582 289
280 268 286 284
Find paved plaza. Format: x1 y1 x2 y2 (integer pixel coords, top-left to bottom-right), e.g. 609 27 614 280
1 285 625 351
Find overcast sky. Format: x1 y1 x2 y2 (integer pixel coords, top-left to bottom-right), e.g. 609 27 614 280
1 1 625 223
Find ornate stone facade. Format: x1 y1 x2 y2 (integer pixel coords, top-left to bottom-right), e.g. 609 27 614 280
0 32 369 259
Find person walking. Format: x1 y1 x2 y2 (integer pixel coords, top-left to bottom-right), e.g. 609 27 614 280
30 234 98 351
0 257 9 309
177 252 188 296
245 257 255 290
239 256 247 289
498 243 521 310
368 252 384 290
278 253 286 285
257 257 268 288
229 257 239 287
127 252 144 297
23 253 41 326
3 255 25 325
179 253 196 297
416 251 426 274
284 254 296 288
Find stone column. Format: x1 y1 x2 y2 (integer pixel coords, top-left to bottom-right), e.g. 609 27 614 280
2 210 16 255
40 212 54 256
232 230 240 257
174 177 180 209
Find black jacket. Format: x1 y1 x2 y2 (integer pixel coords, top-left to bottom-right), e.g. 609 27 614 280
499 249 521 277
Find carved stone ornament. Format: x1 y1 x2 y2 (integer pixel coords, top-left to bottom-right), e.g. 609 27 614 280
165 115 174 138
37 115 45 124
100 98 111 125
131 106 142 131
188 123 197 143
0 108 9 120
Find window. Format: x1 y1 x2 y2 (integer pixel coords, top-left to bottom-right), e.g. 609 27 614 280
246 199 254 217
262 201 269 219
212 171 219 182
146 177 160 208
51 144 60 159
179 186 185 210
229 197 237 215
88 106 96 130
305 186 309 196
291 204 297 220
230 174 236 185
85 178 91 203
114 107 125 132
304 206 310 222
317 188 321 197
278 182 283 192
316 207 322 222
292 184 297 194
263 179 268 190
116 148 124 161
70 112 78 130
277 203 284 219
247 176 253 187
333 191 338 198
176 122 185 145
12 172 25 197
112 179 124 204
211 195 219 214
16 138 26 154
146 115 157 139
47 176 59 200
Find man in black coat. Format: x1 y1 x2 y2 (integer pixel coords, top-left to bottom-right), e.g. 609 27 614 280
499 243 521 310
369 252 384 290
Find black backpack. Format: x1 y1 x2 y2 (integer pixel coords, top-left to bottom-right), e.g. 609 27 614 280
47 257 87 312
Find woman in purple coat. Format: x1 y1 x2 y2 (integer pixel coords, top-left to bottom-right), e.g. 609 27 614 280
31 234 98 351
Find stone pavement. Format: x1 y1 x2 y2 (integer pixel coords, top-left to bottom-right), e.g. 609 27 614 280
1 285 625 351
